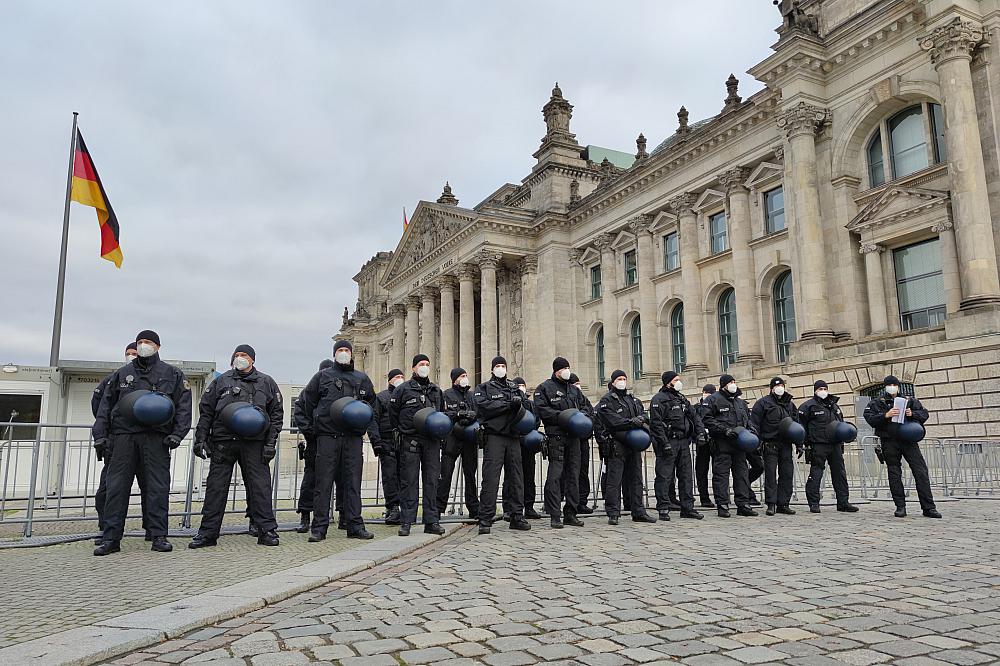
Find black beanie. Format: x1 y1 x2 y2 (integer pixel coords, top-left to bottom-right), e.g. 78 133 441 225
703 383 716 394
136 330 160 346
769 376 785 389
412 353 430 368
125 342 137 352
319 359 335 370
450 367 467 384
491 356 507 369
387 368 404 381
884 375 900 386
569 373 580 384
333 340 352 353
513 376 526 386
662 371 679 386
611 369 627 382
814 379 828 391
231 344 256 364
719 374 735 388
552 356 570 372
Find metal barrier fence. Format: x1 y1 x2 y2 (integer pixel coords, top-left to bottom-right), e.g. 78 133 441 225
2 423 999 539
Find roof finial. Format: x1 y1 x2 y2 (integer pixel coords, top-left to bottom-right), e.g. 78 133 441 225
436 181 459 206
635 133 649 161
724 74 742 111
677 106 690 134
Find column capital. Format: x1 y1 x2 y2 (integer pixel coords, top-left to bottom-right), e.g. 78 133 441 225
776 101 830 139
567 247 583 264
420 285 438 301
477 249 503 270
859 242 885 255
668 193 698 216
593 232 616 252
406 294 422 309
932 219 955 233
719 167 751 195
772 144 785 163
455 263 478 281
521 254 539 274
627 214 654 238
391 302 408 317
920 18 986 66
436 274 458 291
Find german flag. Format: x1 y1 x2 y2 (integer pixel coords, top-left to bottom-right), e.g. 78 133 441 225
70 130 122 267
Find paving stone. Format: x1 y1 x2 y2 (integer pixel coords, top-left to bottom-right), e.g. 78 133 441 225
339 654 398 666
482 650 539 666
724 646 792 663
399 646 459 663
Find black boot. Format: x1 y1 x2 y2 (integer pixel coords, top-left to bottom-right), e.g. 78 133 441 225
632 512 657 523
550 518 564 529
680 509 704 520
189 534 218 549
93 540 120 556
257 530 280 546
809 505 821 513
894 506 907 518
337 514 347 530
563 512 584 527
296 512 311 533
737 506 759 517
478 524 491 535
247 522 260 537
424 523 445 535
837 504 859 513
577 505 594 515
923 508 942 519
777 506 796 515
608 516 619 525
766 504 776 516
700 498 716 508
398 523 411 537
151 536 173 552
524 507 542 520
509 515 530 531
308 529 327 542
384 507 401 525
348 528 374 540
658 512 671 521
717 507 731 518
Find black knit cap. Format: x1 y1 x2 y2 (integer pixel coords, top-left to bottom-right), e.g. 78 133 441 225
702 384 716 394
769 376 785 389
552 356 570 372
719 374 735 388
231 344 256 363
412 353 430 368
319 359 335 370
491 356 507 369
884 375 901 386
814 379 828 391
513 376 526 386
611 369 627 382
333 339 352 353
569 373 580 384
136 330 160 346
662 371 679 386
387 368 404 381
450 367 467 384
125 342 137 352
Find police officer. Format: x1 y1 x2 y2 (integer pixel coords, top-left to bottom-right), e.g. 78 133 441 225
390 354 446 536
437 368 480 520
694 384 716 508
190 345 283 548
570 374 596 516
474 356 531 534
534 357 587 529
863 376 940 518
751 377 799 516
595 370 657 525
93 330 192 555
501 377 543 521
702 374 757 518
296 340 377 541
371 369 405 525
649 371 705 521
93 342 148 545
798 380 859 514
293 359 334 533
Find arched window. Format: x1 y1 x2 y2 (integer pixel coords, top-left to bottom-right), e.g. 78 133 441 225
866 103 946 188
630 316 643 380
596 327 606 385
773 271 797 363
889 106 929 178
671 304 686 374
718 288 738 371
867 132 885 187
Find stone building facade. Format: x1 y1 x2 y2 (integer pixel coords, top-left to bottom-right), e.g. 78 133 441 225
339 0 1000 440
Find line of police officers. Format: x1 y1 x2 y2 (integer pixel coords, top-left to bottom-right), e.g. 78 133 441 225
90 333 942 556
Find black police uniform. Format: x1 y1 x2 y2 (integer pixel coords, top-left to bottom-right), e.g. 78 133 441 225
390 375 445 527
595 388 648 519
576 392 596 513
750 392 799 509
93 353 192 544
295 360 377 537
194 367 283 540
92 371 148 536
534 375 588 521
702 388 755 512
503 390 539 518
694 397 714 505
437 384 480 518
649 385 703 516
798 394 852 508
473 375 530 527
372 385 401 516
863 392 935 513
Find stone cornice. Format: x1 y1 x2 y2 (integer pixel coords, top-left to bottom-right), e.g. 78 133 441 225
747 227 789 249
695 248 733 269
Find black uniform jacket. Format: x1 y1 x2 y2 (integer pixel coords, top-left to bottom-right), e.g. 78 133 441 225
93 354 192 441
195 368 283 445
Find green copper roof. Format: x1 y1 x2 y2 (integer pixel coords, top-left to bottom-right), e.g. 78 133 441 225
584 145 634 169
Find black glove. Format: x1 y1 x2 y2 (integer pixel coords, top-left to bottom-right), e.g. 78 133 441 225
372 441 388 457
262 444 276 463
795 444 804 459
874 444 885 464
94 438 109 461
629 416 645 428
696 431 709 446
297 440 307 460
598 440 611 461
193 440 211 460
724 428 736 439
164 435 182 450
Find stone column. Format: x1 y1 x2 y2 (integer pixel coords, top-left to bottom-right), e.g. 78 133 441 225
521 255 540 382
628 215 661 375
933 220 963 315
438 275 457 384
720 167 762 361
670 194 708 371
456 264 477 377
479 250 502 378
920 19 1000 309
594 233 621 375
405 295 420 367
777 102 834 339
860 243 889 335
390 303 407 371
420 285 436 362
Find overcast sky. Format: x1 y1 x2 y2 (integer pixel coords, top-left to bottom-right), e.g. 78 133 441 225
0 1 778 384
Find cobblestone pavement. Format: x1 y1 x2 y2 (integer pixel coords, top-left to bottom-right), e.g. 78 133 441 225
100 501 1000 665
0 524 399 648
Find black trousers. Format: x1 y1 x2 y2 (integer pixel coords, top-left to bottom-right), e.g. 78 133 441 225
712 440 752 510
577 437 592 511
655 438 694 513
101 431 171 542
312 434 364 533
296 437 316 513
604 444 643 518
97 451 147 532
379 447 401 510
695 442 713 502
882 438 936 511
437 436 479 517
805 442 851 506
502 447 536 514
198 439 277 537
762 441 794 507
600 455 634 511
481 433 524 525
747 449 764 500
399 437 441 525
544 435 581 518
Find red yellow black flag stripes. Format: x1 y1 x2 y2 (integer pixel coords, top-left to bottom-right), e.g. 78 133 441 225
70 130 122 267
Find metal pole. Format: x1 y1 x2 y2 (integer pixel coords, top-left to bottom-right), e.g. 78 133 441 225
49 112 79 368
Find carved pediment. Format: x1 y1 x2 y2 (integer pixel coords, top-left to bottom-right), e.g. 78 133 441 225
649 211 678 234
610 229 637 251
578 246 601 266
744 162 783 190
382 202 476 285
694 188 726 212
847 186 950 232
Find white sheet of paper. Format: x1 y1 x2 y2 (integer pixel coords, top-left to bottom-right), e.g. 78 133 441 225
892 397 908 424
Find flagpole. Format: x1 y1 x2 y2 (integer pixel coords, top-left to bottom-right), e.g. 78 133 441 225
49 112 79 368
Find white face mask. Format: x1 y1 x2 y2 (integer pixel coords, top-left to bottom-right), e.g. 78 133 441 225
816 390 829 400
726 383 738 394
137 342 157 358
458 377 470 388
391 377 404 388
773 386 785 397
335 351 351 365
885 385 899 396
233 356 251 371
558 368 572 381
614 379 627 391
672 381 683 392
416 365 430 379
125 354 138 363
518 385 527 394
493 367 507 379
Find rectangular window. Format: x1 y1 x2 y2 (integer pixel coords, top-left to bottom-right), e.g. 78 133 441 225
931 103 947 163
894 238 946 331
624 250 637 287
590 266 602 299
0 394 42 441
710 212 728 254
764 187 785 234
663 232 679 272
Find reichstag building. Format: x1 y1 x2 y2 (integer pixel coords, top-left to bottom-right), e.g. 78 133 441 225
338 0 1000 439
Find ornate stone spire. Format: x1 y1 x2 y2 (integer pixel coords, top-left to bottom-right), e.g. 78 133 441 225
677 106 690 135
724 74 742 111
634 133 649 161
542 82 574 139
436 181 459 206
